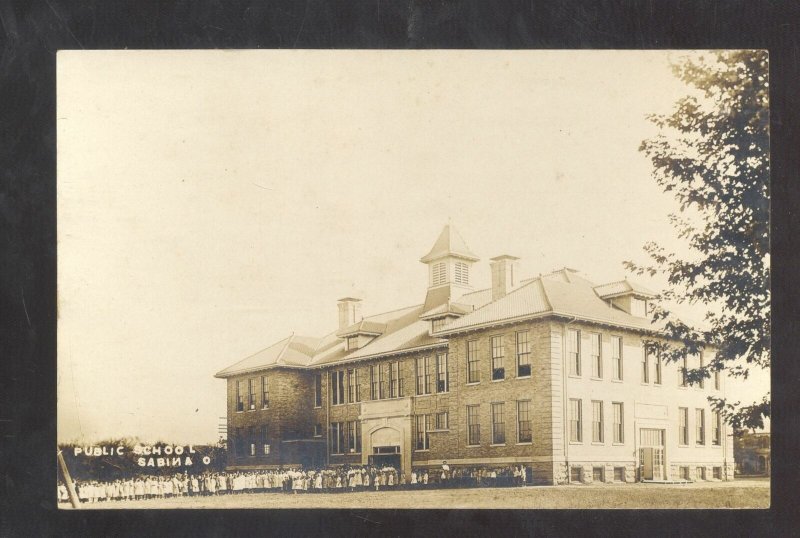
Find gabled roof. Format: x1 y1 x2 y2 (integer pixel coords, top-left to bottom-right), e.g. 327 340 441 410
336 319 387 337
215 333 319 378
594 279 657 299
419 224 480 263
434 270 663 336
419 301 473 320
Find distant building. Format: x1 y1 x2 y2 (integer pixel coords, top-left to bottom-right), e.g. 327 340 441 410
215 225 734 484
734 431 770 476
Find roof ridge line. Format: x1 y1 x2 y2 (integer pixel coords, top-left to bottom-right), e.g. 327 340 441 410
276 333 295 365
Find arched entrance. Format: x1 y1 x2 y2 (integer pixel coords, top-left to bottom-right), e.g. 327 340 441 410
368 426 402 470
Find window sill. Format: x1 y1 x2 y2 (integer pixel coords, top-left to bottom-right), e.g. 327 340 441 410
516 375 531 380
678 444 689 448
491 378 505 383
591 442 605 446
612 442 625 446
465 382 481 386
466 444 481 448
516 442 532 446
414 449 430 453
590 377 603 381
490 443 506 447
569 441 583 445
568 374 582 379
611 379 623 383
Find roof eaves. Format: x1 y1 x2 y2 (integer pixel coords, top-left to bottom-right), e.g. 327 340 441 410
214 362 309 379
310 341 448 369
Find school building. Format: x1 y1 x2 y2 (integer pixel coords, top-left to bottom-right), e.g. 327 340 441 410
215 225 734 484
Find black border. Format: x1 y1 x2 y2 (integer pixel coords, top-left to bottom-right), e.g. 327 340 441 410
1 1 798 536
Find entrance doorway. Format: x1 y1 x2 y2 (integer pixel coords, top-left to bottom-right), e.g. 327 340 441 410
639 428 666 480
369 446 401 471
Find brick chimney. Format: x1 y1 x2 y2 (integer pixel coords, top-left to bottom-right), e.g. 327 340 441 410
490 255 519 301
337 297 362 330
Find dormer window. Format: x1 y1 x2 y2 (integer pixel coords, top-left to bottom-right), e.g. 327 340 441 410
454 262 469 285
630 298 647 317
432 318 447 333
346 336 359 351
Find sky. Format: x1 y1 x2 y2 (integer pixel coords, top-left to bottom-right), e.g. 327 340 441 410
56 50 769 444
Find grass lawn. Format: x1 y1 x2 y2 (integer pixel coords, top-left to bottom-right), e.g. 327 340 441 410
63 477 769 509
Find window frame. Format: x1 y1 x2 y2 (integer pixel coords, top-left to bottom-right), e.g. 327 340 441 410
567 329 581 376
696 408 706 445
313 373 322 408
491 335 505 381
466 404 481 446
491 402 506 445
248 378 257 411
516 330 531 378
436 352 449 393
236 380 246 413
591 400 604 443
569 398 583 443
517 400 532 444
612 402 624 444
467 340 480 384
261 375 269 409
415 414 431 451
611 335 623 381
590 332 602 379
679 407 689 445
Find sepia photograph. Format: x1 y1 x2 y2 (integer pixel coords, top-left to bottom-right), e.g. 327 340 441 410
56 49 770 509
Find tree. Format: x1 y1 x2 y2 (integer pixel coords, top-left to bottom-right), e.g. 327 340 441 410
627 51 769 431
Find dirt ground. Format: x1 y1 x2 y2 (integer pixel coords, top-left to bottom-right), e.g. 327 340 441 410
62 477 769 510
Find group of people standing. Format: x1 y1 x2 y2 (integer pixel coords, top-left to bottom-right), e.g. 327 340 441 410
58 463 529 504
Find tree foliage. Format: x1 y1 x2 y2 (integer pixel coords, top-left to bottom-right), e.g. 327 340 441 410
627 51 769 431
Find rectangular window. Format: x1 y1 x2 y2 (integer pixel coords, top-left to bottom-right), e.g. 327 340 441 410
331 370 345 405
330 422 344 454
614 467 625 482
714 368 720 390
593 467 604 482
696 409 705 445
699 353 705 389
491 335 505 380
236 380 245 412
641 349 649 383
262 425 269 455
516 331 531 377
261 375 269 409
612 402 624 443
611 336 623 381
355 368 361 402
491 402 506 444
631 297 647 317
435 410 449 430
235 427 245 456
712 411 721 445
314 373 322 407
432 318 447 333
590 333 602 378
568 329 581 376
517 400 532 443
570 466 583 483
347 369 355 403
467 340 480 383
313 423 322 437
415 414 430 450
680 357 688 387
679 407 689 445
346 335 359 351
248 426 256 456
370 365 379 400
355 421 361 453
467 405 480 445
436 353 449 393
696 466 706 480
389 361 402 398
592 400 604 443
347 421 356 452
248 378 257 410
713 467 722 480
424 356 433 394
569 399 583 442
654 355 662 385
680 466 690 480
415 358 425 395
379 363 388 399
